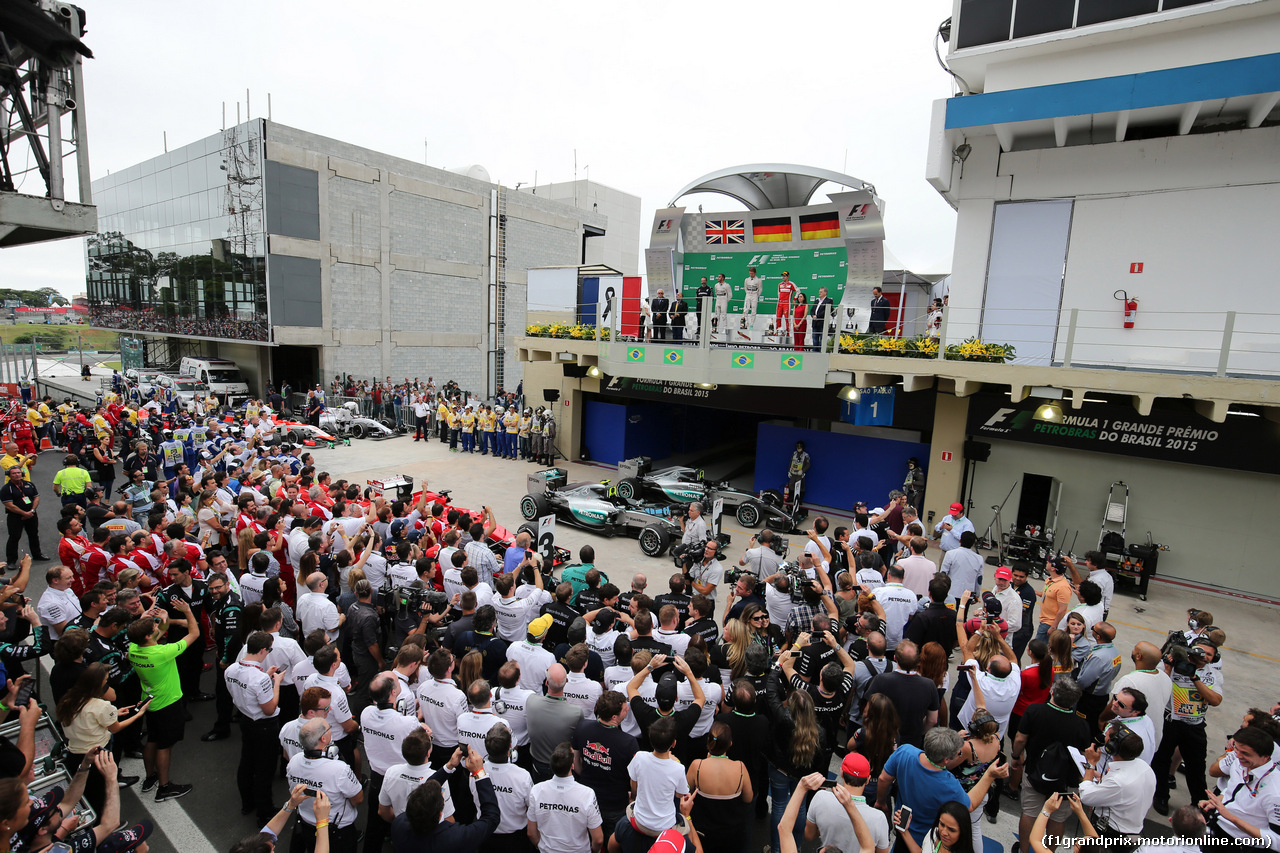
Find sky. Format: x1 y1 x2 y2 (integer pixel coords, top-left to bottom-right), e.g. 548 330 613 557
0 1 959 297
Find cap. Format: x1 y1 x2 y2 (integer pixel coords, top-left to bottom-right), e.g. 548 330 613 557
994 566 1013 581
592 609 616 631
981 591 1002 616
24 786 64 835
841 752 871 779
651 828 689 853
655 672 679 710
98 820 155 853
871 507 885 515
390 519 408 537
950 502 964 513
528 614 554 638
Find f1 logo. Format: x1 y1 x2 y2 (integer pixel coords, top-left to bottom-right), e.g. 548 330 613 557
983 408 1016 428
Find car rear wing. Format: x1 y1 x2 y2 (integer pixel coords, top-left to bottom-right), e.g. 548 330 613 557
618 456 652 479
528 468 567 495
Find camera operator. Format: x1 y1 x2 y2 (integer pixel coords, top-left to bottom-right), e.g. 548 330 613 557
683 539 724 609
679 502 709 547
782 579 838 648
739 529 784 579
761 572 796 628
1153 637 1223 816
1200 726 1280 846
654 574 692 631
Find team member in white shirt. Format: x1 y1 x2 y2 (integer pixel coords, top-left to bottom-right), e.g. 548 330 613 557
390 646 422 718
290 630 352 698
378 729 455 824
987 567 1023 636
226 631 286 823
469 725 533 847
362 672 432 852
679 502 709 547
742 266 763 325
279 685 332 762
527 742 604 853
1066 551 1115 617
676 649 724 739
1078 729 1157 836
562 645 604 719
239 551 270 606
494 661 534 768
295 573 343 641
417 647 468 766
37 565 82 639
654 606 690 657
285 718 364 852
492 571 551 642
507 614 557 692
456 679 512 759
875 565 920 653
302 645 359 764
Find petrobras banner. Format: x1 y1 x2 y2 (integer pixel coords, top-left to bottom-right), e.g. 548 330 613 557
680 247 847 308
966 393 1279 475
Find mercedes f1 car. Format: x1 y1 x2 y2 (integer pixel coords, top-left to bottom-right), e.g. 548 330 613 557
519 468 684 557
321 403 403 439
614 456 809 534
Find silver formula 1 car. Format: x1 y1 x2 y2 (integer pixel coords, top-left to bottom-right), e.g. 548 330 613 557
520 468 684 557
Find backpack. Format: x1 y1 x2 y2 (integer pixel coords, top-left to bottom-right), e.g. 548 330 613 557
1099 531 1125 554
852 658 893 723
1029 741 1083 795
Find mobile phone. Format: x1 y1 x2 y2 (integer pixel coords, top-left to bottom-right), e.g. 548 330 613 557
819 779 839 789
303 787 319 797
896 805 913 828
13 680 34 709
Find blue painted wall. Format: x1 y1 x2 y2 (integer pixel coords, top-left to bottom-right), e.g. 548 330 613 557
753 422 930 510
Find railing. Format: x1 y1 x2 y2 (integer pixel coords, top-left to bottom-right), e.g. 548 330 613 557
524 298 1280 380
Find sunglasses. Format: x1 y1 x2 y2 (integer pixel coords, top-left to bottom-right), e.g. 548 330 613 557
751 615 769 621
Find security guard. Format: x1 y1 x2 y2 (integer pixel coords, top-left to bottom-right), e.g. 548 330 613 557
436 398 450 443
479 405 497 456
519 408 533 461
526 409 541 462
502 406 519 459
226 631 286 823
460 405 476 453
285 718 363 853
446 404 461 452
540 411 558 467
51 454 92 507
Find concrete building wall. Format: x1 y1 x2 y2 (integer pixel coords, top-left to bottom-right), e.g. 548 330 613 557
521 180 642 275
262 122 609 393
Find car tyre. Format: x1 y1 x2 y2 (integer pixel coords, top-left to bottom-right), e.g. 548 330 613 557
638 524 670 557
351 423 367 439
520 494 550 521
617 478 641 501
736 502 762 528
759 488 784 508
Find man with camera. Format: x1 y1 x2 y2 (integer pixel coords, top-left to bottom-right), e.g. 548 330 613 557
1153 636 1223 816
678 501 708 548
286 718 364 853
1078 728 1157 840
739 529 784 579
1200 725 1280 845
682 537 723 609
723 573 765 623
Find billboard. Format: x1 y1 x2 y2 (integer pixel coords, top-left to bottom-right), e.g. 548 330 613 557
680 247 847 310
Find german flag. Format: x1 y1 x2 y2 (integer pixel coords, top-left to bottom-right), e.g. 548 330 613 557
752 216 792 243
800 212 840 240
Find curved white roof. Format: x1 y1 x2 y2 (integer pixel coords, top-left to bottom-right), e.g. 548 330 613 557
668 164 877 211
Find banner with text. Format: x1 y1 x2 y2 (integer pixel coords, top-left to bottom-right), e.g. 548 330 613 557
680 247 847 310
966 394 1279 475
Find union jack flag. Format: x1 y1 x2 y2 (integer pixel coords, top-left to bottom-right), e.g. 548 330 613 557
705 220 745 244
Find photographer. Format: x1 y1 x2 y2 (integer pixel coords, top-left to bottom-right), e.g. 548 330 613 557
1153 637 1223 816
1078 729 1156 841
738 530 783 579
683 539 724 609
781 578 838 647
679 502 709 547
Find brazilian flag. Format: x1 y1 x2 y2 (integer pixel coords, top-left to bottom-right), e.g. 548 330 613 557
781 354 804 370
627 347 645 362
731 352 754 369
664 349 683 365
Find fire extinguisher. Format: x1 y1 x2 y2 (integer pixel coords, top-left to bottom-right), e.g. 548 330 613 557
1114 290 1138 329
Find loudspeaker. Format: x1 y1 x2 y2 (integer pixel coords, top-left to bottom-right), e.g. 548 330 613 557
562 365 589 379
543 389 561 403
963 440 991 462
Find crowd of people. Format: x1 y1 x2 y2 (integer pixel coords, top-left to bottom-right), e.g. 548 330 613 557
88 307 270 342
0 389 1268 853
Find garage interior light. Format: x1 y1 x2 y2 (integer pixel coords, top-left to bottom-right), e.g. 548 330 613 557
1034 401 1064 422
586 366 601 378
838 385 860 403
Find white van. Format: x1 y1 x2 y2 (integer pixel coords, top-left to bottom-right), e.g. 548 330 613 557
179 357 250 405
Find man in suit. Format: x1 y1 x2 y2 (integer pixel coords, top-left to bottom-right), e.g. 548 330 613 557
811 286 834 350
651 290 670 340
868 287 891 335
670 293 690 343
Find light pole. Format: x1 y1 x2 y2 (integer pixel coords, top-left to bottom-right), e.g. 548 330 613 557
78 330 84 374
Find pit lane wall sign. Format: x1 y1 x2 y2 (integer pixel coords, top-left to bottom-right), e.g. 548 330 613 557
966 393 1280 475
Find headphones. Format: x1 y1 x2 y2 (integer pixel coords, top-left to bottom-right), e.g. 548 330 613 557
492 686 507 716
303 745 340 761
